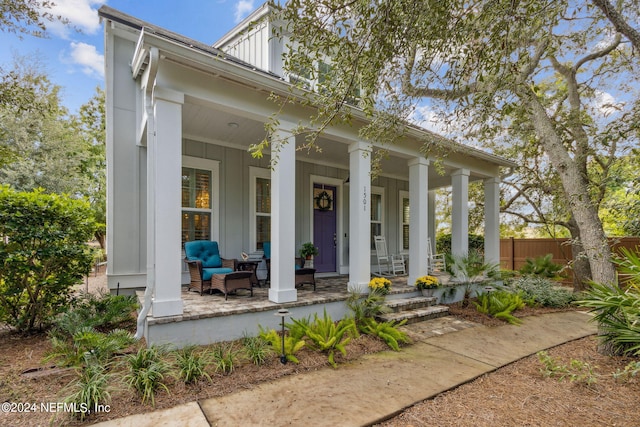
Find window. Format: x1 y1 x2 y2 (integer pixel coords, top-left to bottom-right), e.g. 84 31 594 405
181 157 219 246
400 192 410 252
370 190 383 250
255 177 271 250
250 167 271 251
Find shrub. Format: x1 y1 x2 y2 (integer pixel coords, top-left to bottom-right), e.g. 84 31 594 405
346 289 390 329
359 317 410 351
0 186 97 332
174 346 212 384
474 290 525 325
210 342 240 375
123 346 170 406
519 254 564 278
507 276 575 308
62 355 112 421
292 309 358 368
446 250 499 282
46 327 134 367
259 327 306 364
242 335 273 366
575 281 640 356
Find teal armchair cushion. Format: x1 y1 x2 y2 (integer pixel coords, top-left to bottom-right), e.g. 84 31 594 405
185 240 223 268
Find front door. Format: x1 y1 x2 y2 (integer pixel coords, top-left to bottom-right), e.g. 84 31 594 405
313 184 337 273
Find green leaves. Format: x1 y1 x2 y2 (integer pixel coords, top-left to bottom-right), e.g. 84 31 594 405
474 290 525 325
0 186 97 331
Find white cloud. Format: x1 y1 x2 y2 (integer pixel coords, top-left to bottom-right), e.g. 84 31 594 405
410 105 451 135
591 90 624 117
44 0 106 39
234 0 255 23
68 42 104 78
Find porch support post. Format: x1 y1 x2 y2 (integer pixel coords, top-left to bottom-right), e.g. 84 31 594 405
408 157 429 286
451 168 470 257
348 141 371 293
484 177 501 266
268 125 297 303
428 190 436 252
150 88 183 317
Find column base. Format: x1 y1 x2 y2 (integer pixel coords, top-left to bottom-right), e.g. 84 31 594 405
152 298 183 318
347 281 369 294
268 288 297 303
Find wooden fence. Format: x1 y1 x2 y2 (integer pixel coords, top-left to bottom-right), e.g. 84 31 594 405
500 237 640 273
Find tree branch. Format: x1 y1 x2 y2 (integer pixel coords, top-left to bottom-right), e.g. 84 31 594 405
591 0 640 53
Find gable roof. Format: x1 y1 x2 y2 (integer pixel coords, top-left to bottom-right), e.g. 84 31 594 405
98 5 516 169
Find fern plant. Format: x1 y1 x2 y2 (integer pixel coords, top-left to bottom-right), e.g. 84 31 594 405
474 290 525 325
258 326 305 364
293 309 358 368
46 327 135 367
359 317 409 351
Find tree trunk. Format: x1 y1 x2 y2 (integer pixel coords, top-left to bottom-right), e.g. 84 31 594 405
524 93 617 286
566 217 592 292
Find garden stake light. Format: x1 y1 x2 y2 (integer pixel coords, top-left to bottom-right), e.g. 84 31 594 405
275 308 290 364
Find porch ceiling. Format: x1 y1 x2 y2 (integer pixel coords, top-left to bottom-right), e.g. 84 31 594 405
182 99 491 187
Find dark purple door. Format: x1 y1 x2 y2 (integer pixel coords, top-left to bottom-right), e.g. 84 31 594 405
313 184 337 273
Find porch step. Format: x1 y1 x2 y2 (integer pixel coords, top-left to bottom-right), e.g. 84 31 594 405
378 296 449 325
378 305 450 325
384 296 438 313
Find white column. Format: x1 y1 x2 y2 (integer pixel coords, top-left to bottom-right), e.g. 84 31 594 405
408 158 429 286
348 141 371 293
428 190 436 252
268 125 297 303
484 177 501 266
150 88 183 317
451 169 470 257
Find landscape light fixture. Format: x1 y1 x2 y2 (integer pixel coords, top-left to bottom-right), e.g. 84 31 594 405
274 308 290 364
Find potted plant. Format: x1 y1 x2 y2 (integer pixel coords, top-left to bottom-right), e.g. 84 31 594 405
299 242 319 260
415 275 440 297
369 277 392 295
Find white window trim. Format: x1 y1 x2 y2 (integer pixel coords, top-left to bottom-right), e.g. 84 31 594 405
399 190 410 255
370 185 384 254
250 166 271 251
182 156 220 243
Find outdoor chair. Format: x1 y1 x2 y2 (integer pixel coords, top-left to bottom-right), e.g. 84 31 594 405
427 238 446 273
184 240 252 299
374 235 406 276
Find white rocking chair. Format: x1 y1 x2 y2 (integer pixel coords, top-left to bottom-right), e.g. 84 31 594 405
374 235 406 276
427 238 446 273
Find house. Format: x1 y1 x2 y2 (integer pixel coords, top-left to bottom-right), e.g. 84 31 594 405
98 4 516 345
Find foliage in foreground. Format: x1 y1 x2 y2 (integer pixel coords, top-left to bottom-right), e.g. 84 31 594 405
62 355 113 421
259 326 306 364
575 281 640 356
507 276 575 308
291 309 358 368
474 290 525 325
359 317 409 351
174 346 212 384
122 346 170 407
0 186 97 331
537 351 598 386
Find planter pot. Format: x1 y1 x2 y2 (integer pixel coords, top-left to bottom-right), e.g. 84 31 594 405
421 288 435 297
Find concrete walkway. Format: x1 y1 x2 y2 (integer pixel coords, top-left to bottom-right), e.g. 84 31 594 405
94 311 596 427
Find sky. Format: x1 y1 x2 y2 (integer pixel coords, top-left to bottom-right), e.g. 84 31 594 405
0 0 263 114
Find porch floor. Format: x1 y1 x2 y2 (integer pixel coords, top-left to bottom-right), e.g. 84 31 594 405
146 273 451 326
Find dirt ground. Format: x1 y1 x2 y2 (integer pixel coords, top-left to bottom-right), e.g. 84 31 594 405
1 272 639 426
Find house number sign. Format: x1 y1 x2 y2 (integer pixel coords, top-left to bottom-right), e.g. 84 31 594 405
363 186 367 211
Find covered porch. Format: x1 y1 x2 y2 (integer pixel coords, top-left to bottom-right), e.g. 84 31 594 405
143 274 458 347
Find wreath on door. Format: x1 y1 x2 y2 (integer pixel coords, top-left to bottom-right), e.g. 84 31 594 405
314 190 333 211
